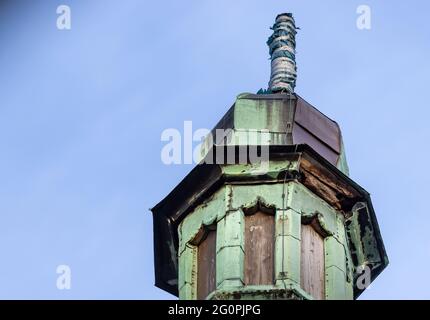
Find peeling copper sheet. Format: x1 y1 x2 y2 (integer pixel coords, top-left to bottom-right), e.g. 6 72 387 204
292 95 342 167
292 123 339 165
294 97 341 154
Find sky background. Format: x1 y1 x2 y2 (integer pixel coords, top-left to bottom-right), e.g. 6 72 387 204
0 0 429 299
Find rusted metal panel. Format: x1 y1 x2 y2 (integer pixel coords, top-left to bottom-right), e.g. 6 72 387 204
299 153 359 211
244 211 275 285
294 96 341 154
301 224 325 300
197 230 217 299
292 124 339 165
211 94 342 167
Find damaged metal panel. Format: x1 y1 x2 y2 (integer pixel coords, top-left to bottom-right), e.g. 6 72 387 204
294 97 341 154
298 152 359 211
292 124 339 165
346 202 386 297
152 213 178 296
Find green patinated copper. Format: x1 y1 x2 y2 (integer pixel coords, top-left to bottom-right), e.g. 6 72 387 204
200 93 350 176
178 159 361 300
167 93 387 300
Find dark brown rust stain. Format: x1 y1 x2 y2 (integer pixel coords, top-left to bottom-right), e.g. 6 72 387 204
300 157 357 198
292 124 339 165
294 96 341 154
301 172 343 210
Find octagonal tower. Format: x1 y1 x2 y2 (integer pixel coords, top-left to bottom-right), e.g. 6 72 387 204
151 13 388 300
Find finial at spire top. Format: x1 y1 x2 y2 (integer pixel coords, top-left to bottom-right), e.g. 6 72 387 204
267 13 298 93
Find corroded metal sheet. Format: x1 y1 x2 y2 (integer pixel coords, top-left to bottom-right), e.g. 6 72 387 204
292 124 339 165
294 97 341 153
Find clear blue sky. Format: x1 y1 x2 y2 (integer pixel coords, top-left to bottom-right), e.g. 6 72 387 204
0 0 428 299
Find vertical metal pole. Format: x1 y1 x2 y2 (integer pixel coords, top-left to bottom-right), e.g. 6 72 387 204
268 13 298 93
